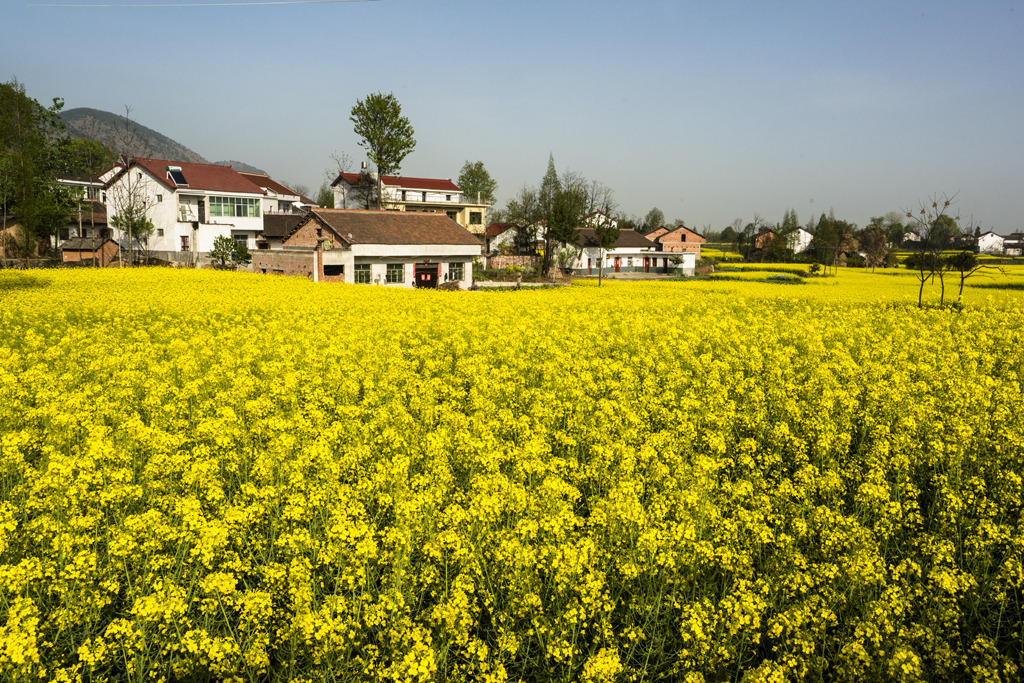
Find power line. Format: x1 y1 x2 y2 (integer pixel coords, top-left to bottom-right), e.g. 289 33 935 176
32 0 378 6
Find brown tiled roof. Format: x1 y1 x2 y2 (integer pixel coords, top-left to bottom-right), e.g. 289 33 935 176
261 214 305 239
576 228 656 249
331 172 460 193
104 158 266 194
310 209 482 246
68 199 108 222
60 237 117 250
485 223 510 237
238 172 300 197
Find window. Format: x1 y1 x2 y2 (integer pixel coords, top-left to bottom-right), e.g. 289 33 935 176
81 228 90 238
447 211 458 221
446 194 451 201
422 192 427 202
157 229 164 237
448 262 464 281
232 233 248 248
209 196 260 218
386 263 404 283
401 190 407 201
156 194 163 203
354 264 371 284
180 235 189 252
324 265 344 277
469 211 482 225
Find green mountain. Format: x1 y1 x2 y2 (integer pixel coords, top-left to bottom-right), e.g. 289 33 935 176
60 108 209 164
61 108 270 179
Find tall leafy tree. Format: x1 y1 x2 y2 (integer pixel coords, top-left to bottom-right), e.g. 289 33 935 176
456 160 497 205
861 221 889 271
504 185 541 256
641 207 665 234
544 171 590 275
350 92 416 209
0 79 72 263
62 138 114 179
810 211 857 274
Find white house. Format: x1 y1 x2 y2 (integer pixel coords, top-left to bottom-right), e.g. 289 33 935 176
253 208 482 288
103 158 270 265
1004 234 1023 257
977 231 1005 254
331 171 489 234
561 229 697 275
788 228 814 254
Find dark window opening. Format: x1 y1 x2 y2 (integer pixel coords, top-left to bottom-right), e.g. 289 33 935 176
324 265 344 277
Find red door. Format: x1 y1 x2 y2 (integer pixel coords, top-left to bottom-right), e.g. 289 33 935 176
414 263 438 288
614 257 621 273
644 257 650 273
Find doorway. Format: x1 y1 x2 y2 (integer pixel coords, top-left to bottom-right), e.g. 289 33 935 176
414 263 439 288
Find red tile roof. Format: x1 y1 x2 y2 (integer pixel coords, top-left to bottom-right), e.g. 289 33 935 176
485 223 511 237
332 172 460 193
104 158 266 195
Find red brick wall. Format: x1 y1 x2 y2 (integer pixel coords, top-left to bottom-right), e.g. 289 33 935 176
285 221 340 249
286 221 320 248
252 250 316 280
659 242 702 254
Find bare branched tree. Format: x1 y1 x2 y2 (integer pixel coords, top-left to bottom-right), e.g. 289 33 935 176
903 192 960 308
107 106 156 267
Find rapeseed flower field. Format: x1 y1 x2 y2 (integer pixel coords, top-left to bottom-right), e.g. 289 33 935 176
0 268 1021 682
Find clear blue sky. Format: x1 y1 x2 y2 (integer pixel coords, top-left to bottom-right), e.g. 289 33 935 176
6 0 1023 231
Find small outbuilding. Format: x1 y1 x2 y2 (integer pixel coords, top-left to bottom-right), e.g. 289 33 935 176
60 237 119 266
